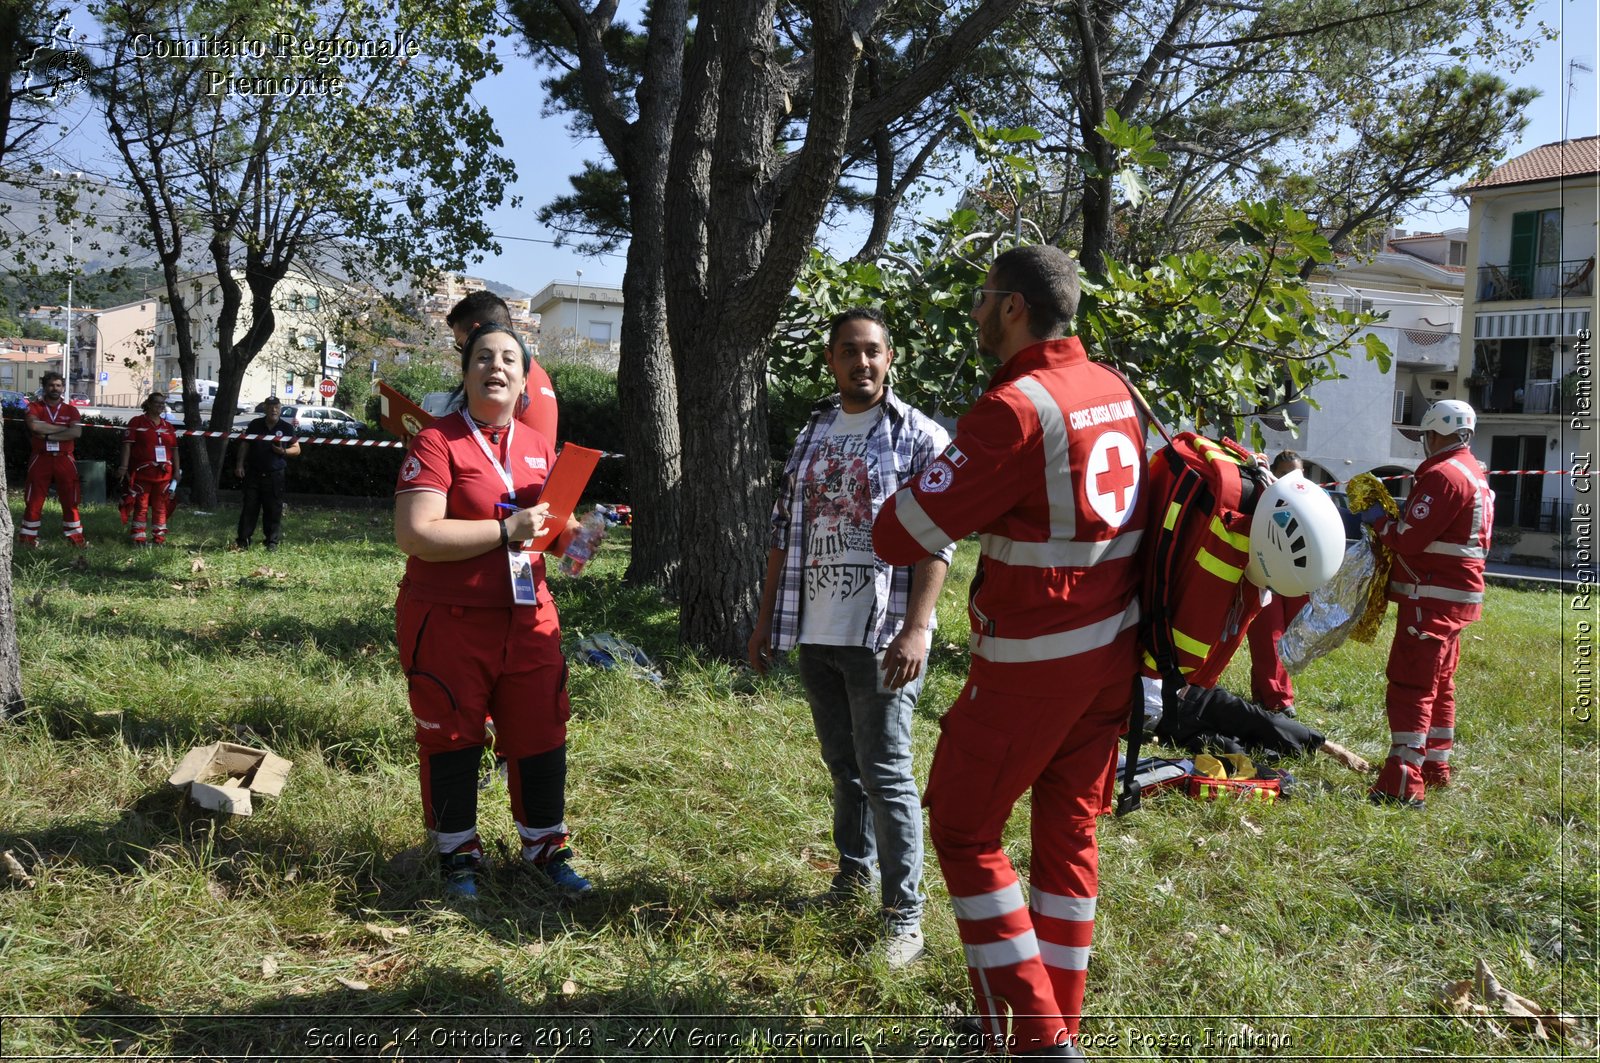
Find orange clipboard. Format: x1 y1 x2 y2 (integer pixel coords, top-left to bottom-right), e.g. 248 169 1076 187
531 444 603 551
377 381 434 445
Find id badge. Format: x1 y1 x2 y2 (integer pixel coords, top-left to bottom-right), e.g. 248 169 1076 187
46 440 59 453
154 445 168 463
507 548 540 606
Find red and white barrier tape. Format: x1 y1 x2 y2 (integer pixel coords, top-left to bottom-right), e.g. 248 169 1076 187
1317 468 1582 490
173 428 406 448
62 419 624 457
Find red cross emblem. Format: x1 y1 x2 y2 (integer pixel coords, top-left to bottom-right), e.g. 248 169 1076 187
919 460 954 494
1086 431 1139 526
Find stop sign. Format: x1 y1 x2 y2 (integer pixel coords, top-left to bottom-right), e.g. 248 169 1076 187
318 378 337 399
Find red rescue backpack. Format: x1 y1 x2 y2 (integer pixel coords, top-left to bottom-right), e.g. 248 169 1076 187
1110 381 1269 814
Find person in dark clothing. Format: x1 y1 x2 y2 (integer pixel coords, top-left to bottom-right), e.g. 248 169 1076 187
1142 678 1369 771
232 396 300 550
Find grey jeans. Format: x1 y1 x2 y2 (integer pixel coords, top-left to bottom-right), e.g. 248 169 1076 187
796 642 926 933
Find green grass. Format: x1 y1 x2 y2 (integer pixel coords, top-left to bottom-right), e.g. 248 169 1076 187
1 500 1594 1060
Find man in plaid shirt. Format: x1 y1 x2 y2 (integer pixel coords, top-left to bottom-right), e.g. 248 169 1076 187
749 306 953 969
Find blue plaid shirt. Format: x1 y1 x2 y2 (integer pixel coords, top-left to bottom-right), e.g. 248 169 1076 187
769 388 954 654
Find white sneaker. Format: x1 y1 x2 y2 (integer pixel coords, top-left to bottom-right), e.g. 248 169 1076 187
883 927 926 969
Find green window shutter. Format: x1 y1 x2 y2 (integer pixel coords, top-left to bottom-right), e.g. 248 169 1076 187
1509 211 1539 292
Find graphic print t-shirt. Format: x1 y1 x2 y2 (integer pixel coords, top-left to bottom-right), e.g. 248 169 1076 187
797 408 882 646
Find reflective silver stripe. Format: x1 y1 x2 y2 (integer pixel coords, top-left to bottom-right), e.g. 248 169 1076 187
1424 541 1487 559
980 529 1142 569
894 488 955 557
951 881 1026 922
1038 941 1091 971
1013 376 1077 545
431 826 478 854
1427 727 1455 739
1390 731 1425 745
1390 746 1425 766
971 601 1140 664
1446 457 1491 552
1425 749 1452 762
1389 581 1484 605
1030 888 1097 922
963 930 1040 970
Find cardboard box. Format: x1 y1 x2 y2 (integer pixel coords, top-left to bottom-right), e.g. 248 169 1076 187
168 741 292 816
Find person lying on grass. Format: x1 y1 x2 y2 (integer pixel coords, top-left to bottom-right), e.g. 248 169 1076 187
1141 677 1371 773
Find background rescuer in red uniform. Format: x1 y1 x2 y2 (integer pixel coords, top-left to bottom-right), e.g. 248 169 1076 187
20 370 87 548
118 392 181 546
874 245 1146 1059
1359 399 1493 807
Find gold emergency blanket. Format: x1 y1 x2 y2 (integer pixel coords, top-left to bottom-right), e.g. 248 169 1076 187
1278 473 1398 672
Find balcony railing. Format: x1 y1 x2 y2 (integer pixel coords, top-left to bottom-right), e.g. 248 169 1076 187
1471 377 1567 415
1476 258 1595 302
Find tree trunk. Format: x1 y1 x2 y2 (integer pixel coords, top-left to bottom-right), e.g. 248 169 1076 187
1074 0 1114 274
616 0 686 592
674 304 773 659
0 421 25 720
618 239 682 593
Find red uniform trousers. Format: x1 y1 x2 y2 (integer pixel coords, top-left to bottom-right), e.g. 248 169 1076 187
1246 592 1307 711
21 453 82 543
924 645 1134 1054
127 469 174 543
396 590 571 853
1373 603 1464 802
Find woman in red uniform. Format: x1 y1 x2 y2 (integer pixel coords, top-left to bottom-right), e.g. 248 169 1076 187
393 323 589 900
118 392 181 546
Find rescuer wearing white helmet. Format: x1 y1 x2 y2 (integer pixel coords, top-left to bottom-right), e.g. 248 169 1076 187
1359 399 1494 806
1245 466 1346 597
1244 453 1342 715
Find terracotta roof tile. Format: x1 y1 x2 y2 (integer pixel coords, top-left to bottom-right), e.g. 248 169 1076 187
1463 136 1600 191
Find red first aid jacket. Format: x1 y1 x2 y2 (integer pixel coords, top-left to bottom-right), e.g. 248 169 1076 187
873 337 1147 691
123 414 179 473
1375 443 1493 622
26 399 80 458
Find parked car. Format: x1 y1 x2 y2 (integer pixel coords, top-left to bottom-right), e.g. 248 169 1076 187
1 389 30 412
282 405 363 436
69 394 90 406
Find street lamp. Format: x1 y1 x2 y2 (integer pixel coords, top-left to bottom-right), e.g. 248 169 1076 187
51 169 81 390
574 268 583 350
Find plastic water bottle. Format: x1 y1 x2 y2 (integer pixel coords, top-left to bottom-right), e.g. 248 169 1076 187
559 510 608 577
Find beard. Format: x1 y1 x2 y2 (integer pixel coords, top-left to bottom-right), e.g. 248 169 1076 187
977 312 1003 360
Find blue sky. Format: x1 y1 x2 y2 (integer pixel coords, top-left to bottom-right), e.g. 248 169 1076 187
35 0 1600 293
467 0 1598 292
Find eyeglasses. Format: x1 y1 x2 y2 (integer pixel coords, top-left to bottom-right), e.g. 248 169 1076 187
972 288 1024 310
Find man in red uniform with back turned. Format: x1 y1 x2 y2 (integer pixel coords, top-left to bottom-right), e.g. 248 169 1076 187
20 371 87 548
1360 399 1493 807
874 245 1146 1059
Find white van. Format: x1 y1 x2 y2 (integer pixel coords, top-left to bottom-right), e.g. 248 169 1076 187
168 378 247 414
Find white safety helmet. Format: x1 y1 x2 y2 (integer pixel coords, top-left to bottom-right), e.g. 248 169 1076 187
1245 471 1346 596
1401 399 1476 443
